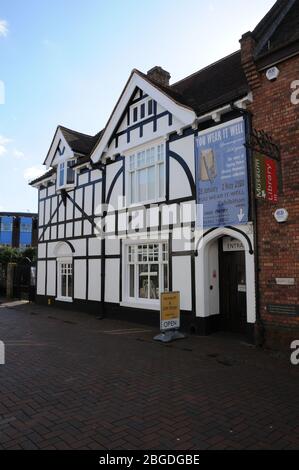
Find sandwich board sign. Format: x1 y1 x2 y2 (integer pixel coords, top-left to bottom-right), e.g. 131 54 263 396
160 291 180 330
154 292 186 343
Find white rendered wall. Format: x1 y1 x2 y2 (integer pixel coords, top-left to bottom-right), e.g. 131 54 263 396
74 259 86 300
88 260 101 301
172 256 192 311
37 261 46 295
105 259 120 303
46 260 56 297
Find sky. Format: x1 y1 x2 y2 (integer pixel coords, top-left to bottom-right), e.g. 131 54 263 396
0 0 276 213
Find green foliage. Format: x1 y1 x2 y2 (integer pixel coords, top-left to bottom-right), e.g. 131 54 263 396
0 246 37 266
20 247 37 263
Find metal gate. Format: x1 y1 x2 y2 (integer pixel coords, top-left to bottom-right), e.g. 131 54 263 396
12 263 36 301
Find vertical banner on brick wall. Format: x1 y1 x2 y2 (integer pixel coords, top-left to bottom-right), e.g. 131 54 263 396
195 117 248 228
254 153 278 203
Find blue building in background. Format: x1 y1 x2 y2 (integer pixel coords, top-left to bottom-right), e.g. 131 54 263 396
0 212 38 249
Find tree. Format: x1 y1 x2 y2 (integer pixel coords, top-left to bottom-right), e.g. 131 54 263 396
0 246 37 265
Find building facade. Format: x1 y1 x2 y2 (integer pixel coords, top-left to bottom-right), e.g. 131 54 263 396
0 212 38 249
30 0 299 348
240 0 299 348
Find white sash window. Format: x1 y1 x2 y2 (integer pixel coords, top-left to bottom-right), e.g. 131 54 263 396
125 242 168 305
128 143 165 204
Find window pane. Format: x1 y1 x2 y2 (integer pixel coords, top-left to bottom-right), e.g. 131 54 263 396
137 168 147 202
130 172 135 204
61 274 67 297
148 99 153 115
67 273 73 298
129 265 135 298
159 163 164 198
141 103 145 119
146 148 155 165
133 107 138 122
162 243 168 261
142 245 148 262
129 154 135 170
149 264 159 299
149 244 157 262
157 144 164 162
163 264 168 292
148 166 155 200
20 224 31 233
137 151 145 168
67 161 75 184
153 244 159 261
128 245 135 263
139 264 149 299
59 163 64 187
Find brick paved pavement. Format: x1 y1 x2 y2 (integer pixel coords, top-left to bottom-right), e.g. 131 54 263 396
0 301 298 450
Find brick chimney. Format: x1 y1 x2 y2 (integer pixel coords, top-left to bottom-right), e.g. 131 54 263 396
240 32 261 90
147 66 171 87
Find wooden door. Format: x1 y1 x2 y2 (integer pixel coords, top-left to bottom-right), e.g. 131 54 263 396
219 240 247 333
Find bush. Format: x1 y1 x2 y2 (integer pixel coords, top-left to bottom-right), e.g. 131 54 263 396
0 246 37 265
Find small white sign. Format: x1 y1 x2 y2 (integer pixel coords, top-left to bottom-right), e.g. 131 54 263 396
238 284 246 293
275 278 295 286
223 237 245 252
161 318 180 330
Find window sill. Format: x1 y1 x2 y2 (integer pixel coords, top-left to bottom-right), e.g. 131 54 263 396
56 185 75 193
55 297 73 303
120 300 160 311
127 197 165 209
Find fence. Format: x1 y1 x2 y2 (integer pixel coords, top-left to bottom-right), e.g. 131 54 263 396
0 262 36 301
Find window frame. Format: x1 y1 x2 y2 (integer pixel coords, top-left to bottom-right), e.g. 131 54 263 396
148 99 153 116
0 222 12 232
122 240 169 308
56 257 73 302
57 158 76 190
127 140 166 206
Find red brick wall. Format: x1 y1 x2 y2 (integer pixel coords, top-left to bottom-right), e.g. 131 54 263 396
241 36 299 349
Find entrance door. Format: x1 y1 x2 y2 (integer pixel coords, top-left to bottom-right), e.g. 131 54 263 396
218 238 247 334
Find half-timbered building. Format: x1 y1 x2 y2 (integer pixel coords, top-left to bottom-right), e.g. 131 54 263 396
29 0 299 349
31 53 258 341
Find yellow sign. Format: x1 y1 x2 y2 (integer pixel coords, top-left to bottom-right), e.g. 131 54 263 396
160 291 180 331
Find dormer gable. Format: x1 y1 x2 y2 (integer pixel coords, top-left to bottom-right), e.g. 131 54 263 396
91 69 196 163
44 127 76 169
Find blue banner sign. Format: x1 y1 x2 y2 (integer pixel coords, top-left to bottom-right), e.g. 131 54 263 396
195 118 248 228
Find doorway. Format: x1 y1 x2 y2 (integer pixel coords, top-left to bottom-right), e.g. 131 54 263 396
218 237 247 334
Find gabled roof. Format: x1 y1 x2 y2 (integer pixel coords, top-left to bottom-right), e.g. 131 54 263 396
29 168 55 186
170 51 249 115
124 52 248 119
59 126 104 155
90 69 197 162
251 0 299 65
37 49 250 170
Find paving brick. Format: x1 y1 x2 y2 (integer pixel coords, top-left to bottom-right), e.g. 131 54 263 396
0 303 298 450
